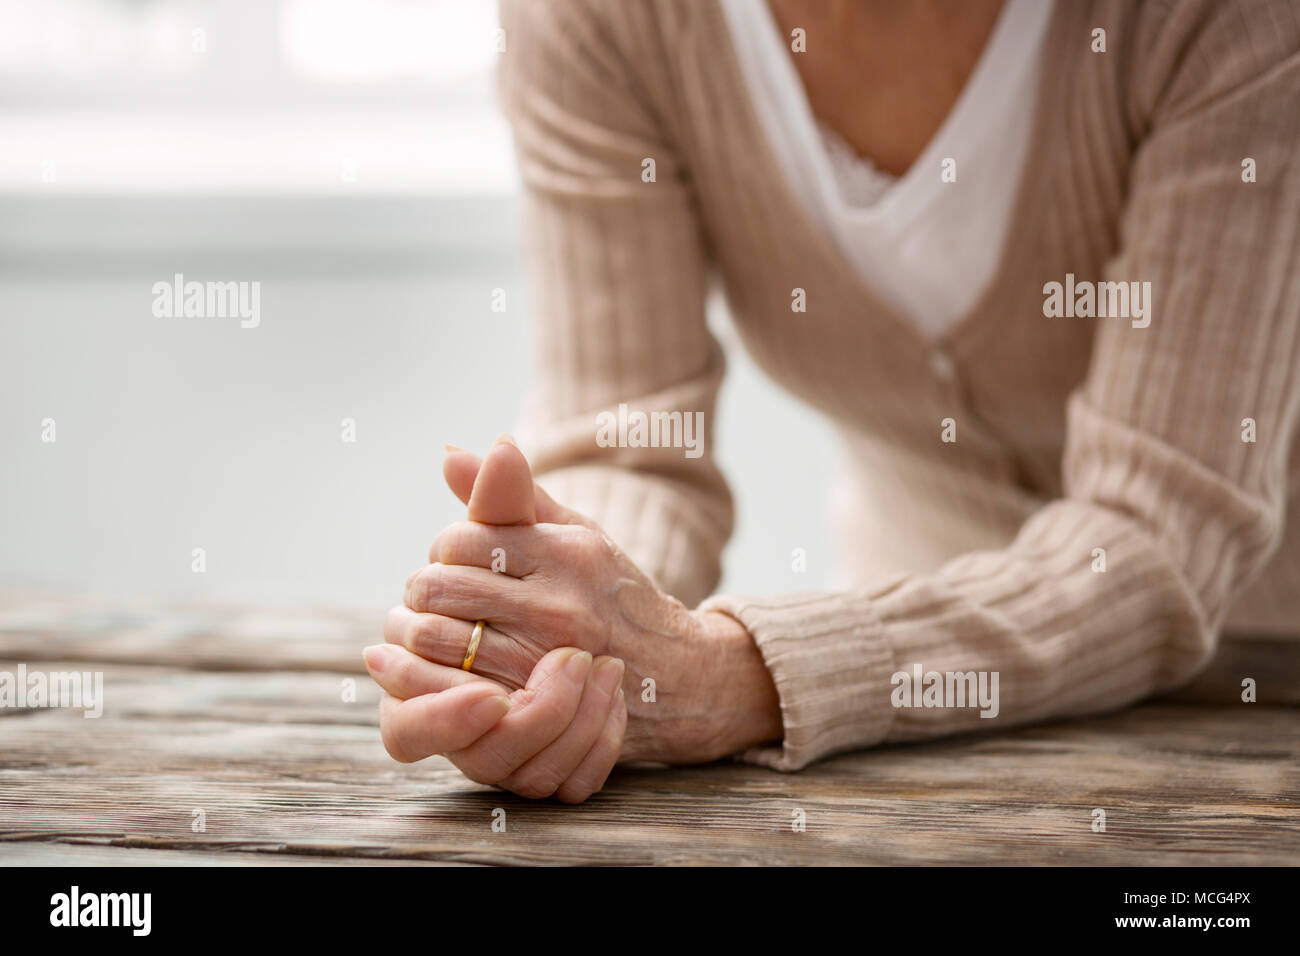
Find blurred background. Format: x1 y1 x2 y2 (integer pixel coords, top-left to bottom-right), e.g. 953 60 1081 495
0 0 837 611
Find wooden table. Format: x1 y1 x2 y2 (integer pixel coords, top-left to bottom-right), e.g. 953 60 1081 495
2 591 1297 866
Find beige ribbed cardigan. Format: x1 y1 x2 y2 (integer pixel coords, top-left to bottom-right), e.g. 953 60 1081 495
497 0 1300 770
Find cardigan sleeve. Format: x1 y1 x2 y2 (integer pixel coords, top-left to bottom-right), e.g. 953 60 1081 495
497 0 733 608
700 4 1300 769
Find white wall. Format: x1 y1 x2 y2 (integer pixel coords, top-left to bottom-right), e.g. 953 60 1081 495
0 0 837 612
0 194 837 610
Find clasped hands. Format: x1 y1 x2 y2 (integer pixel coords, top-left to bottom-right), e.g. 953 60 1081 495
363 437 783 803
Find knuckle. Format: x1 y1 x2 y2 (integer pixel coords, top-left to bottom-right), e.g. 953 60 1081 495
412 566 442 608
407 614 443 656
433 522 472 565
554 777 595 804
536 687 581 728
467 761 508 787
465 740 513 785
509 770 562 801
458 763 503 788
383 605 406 642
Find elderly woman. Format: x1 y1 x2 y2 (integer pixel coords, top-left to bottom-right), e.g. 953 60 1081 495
363 0 1300 802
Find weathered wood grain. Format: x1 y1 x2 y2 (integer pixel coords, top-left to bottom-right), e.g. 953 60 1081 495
0 842 469 867
0 591 374 673
1 593 1297 866
2 662 1297 865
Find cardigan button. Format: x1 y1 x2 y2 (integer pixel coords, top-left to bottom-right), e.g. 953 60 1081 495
929 348 957 382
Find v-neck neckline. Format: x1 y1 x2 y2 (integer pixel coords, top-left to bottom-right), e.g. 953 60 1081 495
706 0 1069 362
751 0 1023 226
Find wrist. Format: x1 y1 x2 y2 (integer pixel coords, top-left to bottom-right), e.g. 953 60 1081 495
688 609 784 761
618 605 784 765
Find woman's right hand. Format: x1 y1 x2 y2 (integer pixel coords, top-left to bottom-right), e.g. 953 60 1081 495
363 641 628 803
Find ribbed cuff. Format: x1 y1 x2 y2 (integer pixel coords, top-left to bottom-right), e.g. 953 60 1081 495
697 590 898 770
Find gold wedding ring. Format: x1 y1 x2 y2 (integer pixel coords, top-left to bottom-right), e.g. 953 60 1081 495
462 619 485 671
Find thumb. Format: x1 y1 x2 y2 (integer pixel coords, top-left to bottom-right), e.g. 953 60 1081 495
442 443 595 528
465 436 536 525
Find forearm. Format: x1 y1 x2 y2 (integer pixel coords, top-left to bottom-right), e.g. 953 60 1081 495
698 497 1240 770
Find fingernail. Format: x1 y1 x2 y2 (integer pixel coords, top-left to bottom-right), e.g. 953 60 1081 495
565 649 594 679
494 433 517 447
444 444 465 454
362 644 392 674
594 657 625 695
470 695 513 723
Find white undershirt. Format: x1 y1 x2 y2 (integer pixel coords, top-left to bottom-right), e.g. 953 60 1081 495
719 0 1055 340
